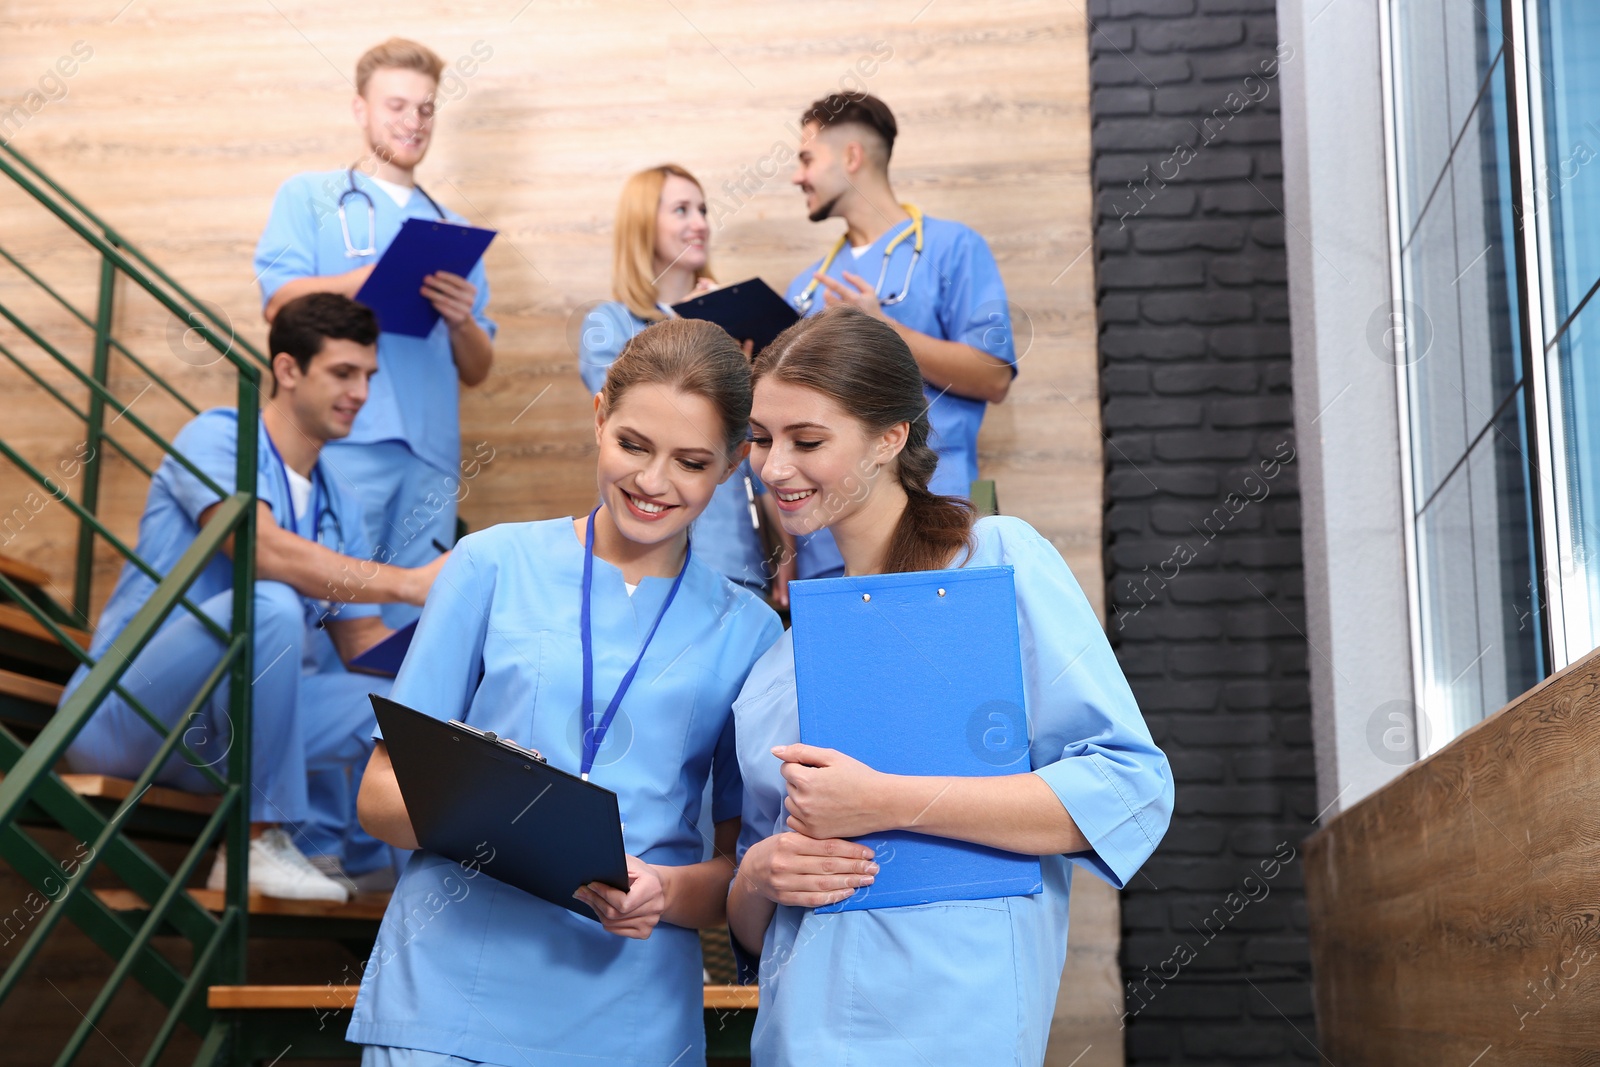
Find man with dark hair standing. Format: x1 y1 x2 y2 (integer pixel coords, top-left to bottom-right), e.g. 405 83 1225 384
59 294 444 902
784 92 1016 581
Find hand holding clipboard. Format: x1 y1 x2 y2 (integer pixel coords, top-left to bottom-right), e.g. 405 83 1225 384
671 278 799 356
355 217 497 337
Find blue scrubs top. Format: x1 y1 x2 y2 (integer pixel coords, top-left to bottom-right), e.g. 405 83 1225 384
784 214 1016 579
68 408 378 682
254 169 498 478
733 516 1172 1067
347 518 783 1066
578 300 771 593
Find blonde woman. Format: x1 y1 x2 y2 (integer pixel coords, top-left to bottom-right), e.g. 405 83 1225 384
578 165 793 602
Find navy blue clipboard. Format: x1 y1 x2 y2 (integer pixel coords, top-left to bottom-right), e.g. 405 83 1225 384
671 278 799 355
371 695 629 921
354 217 496 337
789 566 1044 912
346 620 417 678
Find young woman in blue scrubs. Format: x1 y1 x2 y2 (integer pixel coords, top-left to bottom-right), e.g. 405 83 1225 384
577 164 795 604
350 318 783 1067
727 305 1174 1066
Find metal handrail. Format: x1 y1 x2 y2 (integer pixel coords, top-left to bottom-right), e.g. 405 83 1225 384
0 140 263 370
0 492 251 826
0 339 158 480
0 301 233 500
0 241 200 416
0 137 260 1067
0 635 243 1006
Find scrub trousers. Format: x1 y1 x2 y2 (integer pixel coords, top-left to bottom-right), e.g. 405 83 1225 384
322 439 458 629
64 582 386 843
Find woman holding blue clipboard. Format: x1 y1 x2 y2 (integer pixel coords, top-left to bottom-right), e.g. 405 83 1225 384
728 305 1174 1065
348 318 782 1067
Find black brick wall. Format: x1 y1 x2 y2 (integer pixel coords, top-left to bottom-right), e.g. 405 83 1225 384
1087 0 1318 1062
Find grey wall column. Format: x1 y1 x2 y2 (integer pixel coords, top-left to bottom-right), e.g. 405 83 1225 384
1278 0 1414 815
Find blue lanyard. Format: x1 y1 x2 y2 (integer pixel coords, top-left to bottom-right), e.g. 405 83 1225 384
262 427 323 540
579 506 691 780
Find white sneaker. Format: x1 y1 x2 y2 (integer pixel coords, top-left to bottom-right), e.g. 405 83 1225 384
305 853 397 895
205 828 351 903
306 853 360 896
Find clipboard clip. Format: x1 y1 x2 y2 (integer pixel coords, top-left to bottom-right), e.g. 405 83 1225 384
449 719 546 763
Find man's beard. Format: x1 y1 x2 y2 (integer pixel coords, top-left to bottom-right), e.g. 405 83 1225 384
808 192 842 223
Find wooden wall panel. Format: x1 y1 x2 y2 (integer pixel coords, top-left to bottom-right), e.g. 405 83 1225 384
1305 649 1600 1064
0 0 1101 611
0 4 1112 1062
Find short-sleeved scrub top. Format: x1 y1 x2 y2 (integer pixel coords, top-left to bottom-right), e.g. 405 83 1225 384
347 518 783 1066
734 515 1173 1066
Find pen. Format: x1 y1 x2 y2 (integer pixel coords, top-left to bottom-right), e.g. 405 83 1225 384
744 475 760 531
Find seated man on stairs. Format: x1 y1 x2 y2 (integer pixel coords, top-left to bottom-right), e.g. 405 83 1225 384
57 293 446 903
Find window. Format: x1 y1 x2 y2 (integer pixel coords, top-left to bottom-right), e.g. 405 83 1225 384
1387 0 1546 751
1528 0 1600 663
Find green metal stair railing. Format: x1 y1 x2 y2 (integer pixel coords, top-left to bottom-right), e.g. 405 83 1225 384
0 136 270 1065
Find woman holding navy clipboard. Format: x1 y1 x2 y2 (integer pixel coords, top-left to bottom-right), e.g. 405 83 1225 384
727 305 1174 1065
578 164 796 605
348 318 782 1066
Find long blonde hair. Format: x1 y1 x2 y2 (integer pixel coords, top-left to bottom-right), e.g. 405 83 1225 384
612 164 714 322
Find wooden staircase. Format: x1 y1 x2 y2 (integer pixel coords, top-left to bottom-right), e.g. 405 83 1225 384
0 552 85 734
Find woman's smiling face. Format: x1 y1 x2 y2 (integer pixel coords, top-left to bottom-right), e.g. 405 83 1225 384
653 174 710 277
748 376 887 537
594 382 736 546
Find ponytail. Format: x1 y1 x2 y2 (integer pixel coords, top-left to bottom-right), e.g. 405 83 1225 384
754 305 976 573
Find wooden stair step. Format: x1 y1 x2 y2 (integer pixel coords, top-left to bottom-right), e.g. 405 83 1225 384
0 772 220 816
0 551 53 589
61 773 220 815
207 983 759 1011
96 887 392 921
0 666 62 706
0 602 88 649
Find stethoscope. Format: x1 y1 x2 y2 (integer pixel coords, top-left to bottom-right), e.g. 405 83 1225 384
793 203 924 313
263 431 346 552
337 166 447 259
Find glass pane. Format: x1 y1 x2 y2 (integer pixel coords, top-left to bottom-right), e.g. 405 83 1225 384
1403 176 1467 504
1394 0 1453 239
1416 465 1485 741
1444 0 1502 137
1549 298 1600 658
1452 53 1523 426
1537 0 1600 328
1467 391 1544 715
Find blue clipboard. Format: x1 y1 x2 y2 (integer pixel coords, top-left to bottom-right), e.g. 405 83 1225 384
347 619 417 678
354 217 496 337
789 566 1043 912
